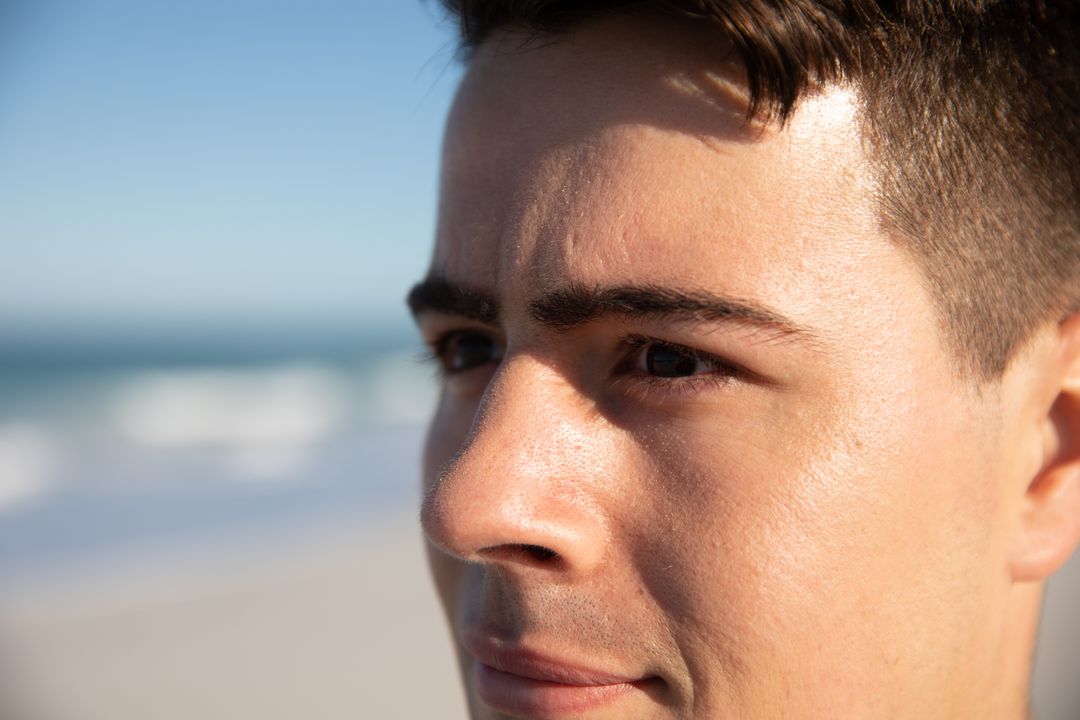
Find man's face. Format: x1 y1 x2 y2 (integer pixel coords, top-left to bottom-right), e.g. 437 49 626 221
412 15 1023 720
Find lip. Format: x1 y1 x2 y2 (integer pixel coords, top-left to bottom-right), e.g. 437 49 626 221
464 634 656 718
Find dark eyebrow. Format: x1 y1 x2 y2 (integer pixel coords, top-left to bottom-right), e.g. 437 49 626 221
530 283 815 343
408 276 816 345
407 276 499 325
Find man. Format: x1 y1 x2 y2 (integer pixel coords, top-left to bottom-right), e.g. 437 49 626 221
407 2 1079 718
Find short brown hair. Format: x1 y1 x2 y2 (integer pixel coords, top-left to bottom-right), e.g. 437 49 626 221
439 0 1080 380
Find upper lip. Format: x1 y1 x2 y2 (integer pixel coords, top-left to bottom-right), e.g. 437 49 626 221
463 633 647 686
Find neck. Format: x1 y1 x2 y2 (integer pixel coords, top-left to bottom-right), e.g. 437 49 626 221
999 580 1043 719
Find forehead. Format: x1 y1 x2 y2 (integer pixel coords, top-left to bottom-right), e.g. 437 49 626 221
433 14 898 335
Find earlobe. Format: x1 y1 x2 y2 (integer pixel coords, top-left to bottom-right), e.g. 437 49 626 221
1009 315 1080 582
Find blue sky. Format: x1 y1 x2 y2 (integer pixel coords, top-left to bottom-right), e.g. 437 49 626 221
0 0 464 339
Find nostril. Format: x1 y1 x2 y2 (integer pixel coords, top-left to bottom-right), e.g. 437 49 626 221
517 544 559 562
476 542 562 568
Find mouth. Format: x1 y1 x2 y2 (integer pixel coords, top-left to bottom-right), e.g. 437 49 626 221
464 635 660 718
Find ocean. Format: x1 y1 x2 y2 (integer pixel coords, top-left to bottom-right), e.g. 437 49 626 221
0 326 435 587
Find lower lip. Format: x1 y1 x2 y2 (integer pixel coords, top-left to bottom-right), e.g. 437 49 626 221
474 662 641 718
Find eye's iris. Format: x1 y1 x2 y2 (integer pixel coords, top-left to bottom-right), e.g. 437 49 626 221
645 344 699 377
444 332 496 372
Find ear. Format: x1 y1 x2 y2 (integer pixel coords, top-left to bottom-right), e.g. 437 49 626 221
1009 313 1080 582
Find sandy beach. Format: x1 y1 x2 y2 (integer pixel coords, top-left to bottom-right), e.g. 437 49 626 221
0 511 1077 720
0 512 467 720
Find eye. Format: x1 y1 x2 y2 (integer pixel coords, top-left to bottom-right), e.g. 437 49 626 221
617 334 742 394
432 330 501 374
640 343 707 377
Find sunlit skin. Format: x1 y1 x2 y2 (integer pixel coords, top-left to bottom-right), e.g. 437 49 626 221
409 13 1080 720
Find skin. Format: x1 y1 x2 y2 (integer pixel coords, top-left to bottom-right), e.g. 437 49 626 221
410 14 1080 720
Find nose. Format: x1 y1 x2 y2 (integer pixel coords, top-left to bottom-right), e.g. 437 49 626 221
421 358 610 578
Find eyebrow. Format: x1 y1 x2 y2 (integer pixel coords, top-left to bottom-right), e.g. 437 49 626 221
407 276 499 324
407 276 815 344
532 283 814 342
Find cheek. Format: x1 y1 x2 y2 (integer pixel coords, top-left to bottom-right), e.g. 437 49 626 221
623 387 1002 704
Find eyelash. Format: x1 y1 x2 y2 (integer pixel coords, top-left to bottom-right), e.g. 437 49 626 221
417 329 501 381
420 329 742 393
615 334 741 396
418 333 473 377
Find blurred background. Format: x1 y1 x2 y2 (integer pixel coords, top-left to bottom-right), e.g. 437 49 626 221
0 2 1074 719
0 1 464 717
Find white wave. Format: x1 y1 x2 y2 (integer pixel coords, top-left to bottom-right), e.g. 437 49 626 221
0 422 58 512
362 351 437 426
110 364 347 481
